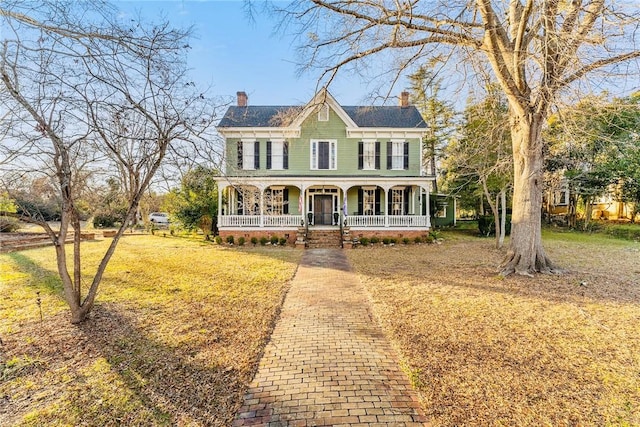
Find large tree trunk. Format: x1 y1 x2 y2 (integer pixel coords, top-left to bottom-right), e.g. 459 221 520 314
501 112 558 276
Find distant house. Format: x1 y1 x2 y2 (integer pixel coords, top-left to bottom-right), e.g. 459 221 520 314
215 89 443 247
544 180 638 223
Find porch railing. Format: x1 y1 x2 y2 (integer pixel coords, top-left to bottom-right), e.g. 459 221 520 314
219 215 303 227
263 215 304 227
220 214 429 228
346 215 386 227
346 215 429 228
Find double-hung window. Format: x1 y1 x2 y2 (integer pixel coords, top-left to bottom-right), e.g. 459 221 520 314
237 187 260 215
267 140 289 170
363 188 376 215
387 140 409 170
358 140 380 170
266 187 289 215
310 139 337 170
238 140 260 170
390 188 406 215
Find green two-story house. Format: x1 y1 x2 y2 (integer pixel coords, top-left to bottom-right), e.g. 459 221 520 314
215 88 435 246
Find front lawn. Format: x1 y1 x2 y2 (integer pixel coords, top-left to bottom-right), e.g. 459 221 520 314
348 230 640 426
0 236 302 426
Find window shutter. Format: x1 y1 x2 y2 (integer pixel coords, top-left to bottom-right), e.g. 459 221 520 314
403 141 409 170
358 141 363 170
254 141 260 170
283 141 289 170
375 188 381 215
283 189 289 214
387 190 392 215
375 141 380 170
237 190 244 215
386 141 392 170
357 190 363 215
404 188 410 215
237 141 243 169
266 141 272 170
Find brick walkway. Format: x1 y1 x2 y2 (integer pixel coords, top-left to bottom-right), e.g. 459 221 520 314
233 248 429 426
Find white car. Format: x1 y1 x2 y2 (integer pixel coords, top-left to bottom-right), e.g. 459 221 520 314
148 212 170 225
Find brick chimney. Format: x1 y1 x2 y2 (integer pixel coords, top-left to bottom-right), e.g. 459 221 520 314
399 91 410 108
237 91 248 107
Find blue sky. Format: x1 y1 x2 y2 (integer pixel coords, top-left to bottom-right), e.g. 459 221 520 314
118 1 380 107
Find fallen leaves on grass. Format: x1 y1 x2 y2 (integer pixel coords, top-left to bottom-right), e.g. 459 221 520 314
348 232 640 426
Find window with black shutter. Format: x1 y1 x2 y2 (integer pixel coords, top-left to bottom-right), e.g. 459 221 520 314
283 142 289 170
403 141 409 170
358 141 364 170
237 141 243 169
266 141 272 169
254 141 260 170
283 189 289 214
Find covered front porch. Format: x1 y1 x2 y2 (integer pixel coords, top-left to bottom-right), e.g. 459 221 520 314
216 177 434 232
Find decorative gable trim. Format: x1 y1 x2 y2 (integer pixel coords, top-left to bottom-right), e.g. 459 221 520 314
289 88 359 129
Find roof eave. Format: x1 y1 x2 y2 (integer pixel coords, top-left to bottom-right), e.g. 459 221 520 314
216 126 301 138
346 127 428 139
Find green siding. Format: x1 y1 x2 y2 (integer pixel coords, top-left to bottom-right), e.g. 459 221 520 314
225 106 422 178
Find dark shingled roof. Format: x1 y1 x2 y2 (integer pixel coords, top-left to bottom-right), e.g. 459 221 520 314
218 105 427 128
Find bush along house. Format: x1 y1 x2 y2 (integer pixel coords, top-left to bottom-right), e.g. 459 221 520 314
215 88 437 248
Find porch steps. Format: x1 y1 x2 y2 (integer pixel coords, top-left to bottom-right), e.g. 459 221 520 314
306 229 342 249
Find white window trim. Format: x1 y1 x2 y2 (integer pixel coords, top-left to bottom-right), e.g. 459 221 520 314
362 138 376 171
270 139 285 171
390 139 405 171
310 139 338 170
241 139 256 170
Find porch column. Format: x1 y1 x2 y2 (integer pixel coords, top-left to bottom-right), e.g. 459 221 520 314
424 188 431 229
385 188 389 228
259 188 264 227
218 184 224 226
299 184 306 224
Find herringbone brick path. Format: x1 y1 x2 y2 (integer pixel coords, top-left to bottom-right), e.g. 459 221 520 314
233 249 429 426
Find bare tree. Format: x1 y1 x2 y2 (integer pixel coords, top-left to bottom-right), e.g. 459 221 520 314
443 86 512 248
0 1 217 323
279 0 640 275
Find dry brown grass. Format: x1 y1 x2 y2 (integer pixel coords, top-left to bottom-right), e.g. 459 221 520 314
347 230 640 426
1 235 301 426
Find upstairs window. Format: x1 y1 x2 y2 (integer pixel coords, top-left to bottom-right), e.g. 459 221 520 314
387 140 409 170
238 140 259 170
310 140 337 170
358 141 380 170
267 140 289 170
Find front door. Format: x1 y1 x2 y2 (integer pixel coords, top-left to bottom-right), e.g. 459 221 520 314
314 195 333 225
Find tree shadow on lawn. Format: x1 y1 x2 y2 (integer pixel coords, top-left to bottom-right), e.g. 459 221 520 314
73 305 245 426
3 304 247 426
7 251 65 296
